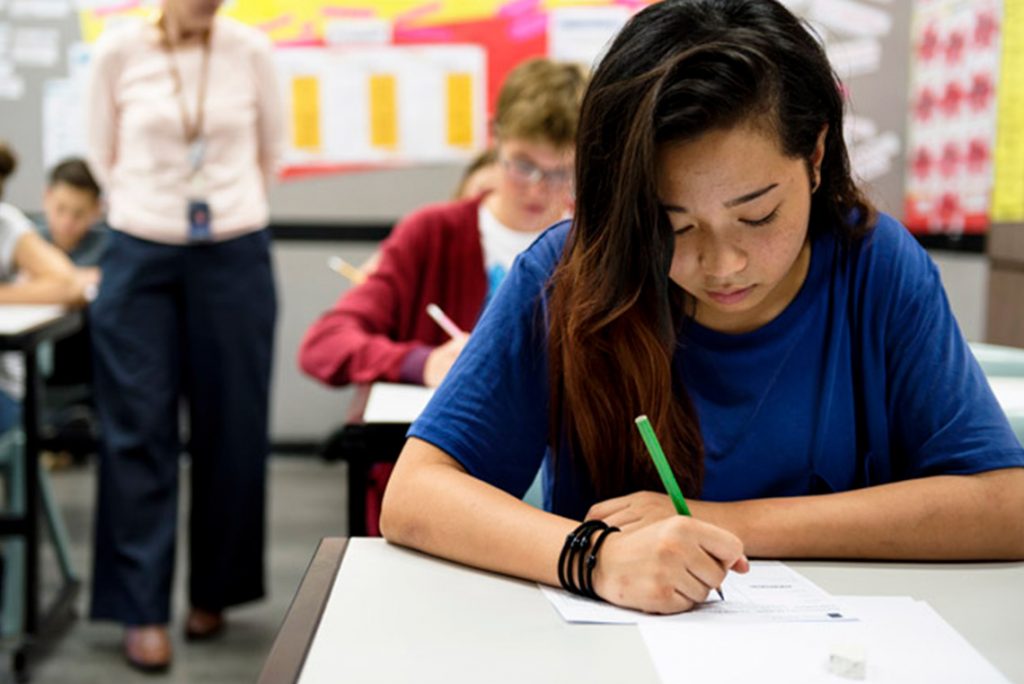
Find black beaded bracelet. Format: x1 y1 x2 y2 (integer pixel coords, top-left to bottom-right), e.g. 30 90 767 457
558 520 603 594
582 524 620 600
557 520 618 599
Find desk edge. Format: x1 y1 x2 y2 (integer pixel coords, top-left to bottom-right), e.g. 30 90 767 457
258 537 348 684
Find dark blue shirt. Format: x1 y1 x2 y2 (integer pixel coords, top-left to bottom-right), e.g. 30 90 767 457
409 214 1024 520
34 220 110 267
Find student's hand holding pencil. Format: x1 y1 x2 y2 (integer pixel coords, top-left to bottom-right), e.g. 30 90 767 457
588 516 749 614
423 334 468 388
422 303 469 387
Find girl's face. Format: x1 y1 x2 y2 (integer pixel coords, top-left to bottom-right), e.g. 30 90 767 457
657 124 825 334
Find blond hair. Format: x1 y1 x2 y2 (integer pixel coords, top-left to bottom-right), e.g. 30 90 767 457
493 58 587 148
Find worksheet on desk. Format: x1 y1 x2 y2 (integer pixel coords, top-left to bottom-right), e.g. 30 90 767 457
639 596 1011 684
540 561 853 623
362 383 435 423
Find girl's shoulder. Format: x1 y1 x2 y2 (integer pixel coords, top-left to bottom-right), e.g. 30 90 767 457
516 219 572 276
850 212 938 284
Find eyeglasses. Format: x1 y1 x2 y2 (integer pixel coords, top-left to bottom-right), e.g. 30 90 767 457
500 155 573 190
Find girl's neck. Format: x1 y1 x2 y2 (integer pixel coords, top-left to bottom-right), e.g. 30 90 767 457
161 9 212 46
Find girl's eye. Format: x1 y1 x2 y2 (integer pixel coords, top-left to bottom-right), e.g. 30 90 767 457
674 224 695 236
741 207 779 227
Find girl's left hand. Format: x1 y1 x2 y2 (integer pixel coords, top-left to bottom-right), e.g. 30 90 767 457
587 491 677 532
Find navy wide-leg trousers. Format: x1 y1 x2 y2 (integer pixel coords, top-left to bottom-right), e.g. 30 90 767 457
89 228 276 625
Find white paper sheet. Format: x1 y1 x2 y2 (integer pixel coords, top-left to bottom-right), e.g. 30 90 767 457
548 7 632 68
640 596 1010 683
9 0 70 19
810 0 892 37
362 382 434 424
541 561 852 624
43 78 88 170
11 26 60 67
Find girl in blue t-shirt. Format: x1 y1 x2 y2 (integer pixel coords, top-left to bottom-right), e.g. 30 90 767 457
380 0 1024 615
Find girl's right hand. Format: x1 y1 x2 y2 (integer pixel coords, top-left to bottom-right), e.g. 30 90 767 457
590 515 748 614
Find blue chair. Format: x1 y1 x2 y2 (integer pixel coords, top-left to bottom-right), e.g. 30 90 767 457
971 342 1024 442
0 428 80 637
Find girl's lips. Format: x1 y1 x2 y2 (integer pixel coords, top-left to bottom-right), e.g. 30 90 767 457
706 285 754 305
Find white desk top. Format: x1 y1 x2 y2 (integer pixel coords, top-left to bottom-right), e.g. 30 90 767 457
292 539 1024 684
0 304 67 336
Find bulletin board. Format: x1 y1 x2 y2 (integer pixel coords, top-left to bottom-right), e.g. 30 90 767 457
73 0 649 178
1 0 913 225
903 0 1024 235
904 0 1003 235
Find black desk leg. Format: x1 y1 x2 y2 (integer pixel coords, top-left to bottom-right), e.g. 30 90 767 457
22 348 40 636
347 459 369 537
13 347 81 681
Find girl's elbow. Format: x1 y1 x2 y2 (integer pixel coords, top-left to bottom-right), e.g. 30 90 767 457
379 493 425 548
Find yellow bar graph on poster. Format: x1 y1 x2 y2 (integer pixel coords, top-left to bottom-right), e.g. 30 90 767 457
446 72 474 148
291 76 321 152
369 74 398 150
993 1 1024 222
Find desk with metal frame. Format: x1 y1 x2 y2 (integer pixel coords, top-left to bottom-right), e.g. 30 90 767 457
261 537 1024 684
0 305 83 678
320 385 408 536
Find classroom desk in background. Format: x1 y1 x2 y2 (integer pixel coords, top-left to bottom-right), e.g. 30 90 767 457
260 538 1024 684
0 305 83 677
320 383 433 535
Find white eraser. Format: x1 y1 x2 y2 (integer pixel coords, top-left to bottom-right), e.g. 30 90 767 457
827 641 867 680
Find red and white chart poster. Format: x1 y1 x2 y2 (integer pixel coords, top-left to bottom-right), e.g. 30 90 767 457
904 0 1002 234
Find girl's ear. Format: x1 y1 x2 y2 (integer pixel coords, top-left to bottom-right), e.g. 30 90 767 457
810 125 828 190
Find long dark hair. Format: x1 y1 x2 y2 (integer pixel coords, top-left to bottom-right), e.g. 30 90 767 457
548 0 875 500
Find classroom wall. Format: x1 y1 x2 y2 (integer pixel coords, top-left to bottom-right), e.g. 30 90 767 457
1 1 995 445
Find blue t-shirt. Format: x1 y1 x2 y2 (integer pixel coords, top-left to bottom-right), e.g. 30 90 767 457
34 220 110 268
409 214 1024 520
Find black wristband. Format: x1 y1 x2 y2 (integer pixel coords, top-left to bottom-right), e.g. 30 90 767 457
582 524 620 600
557 520 609 596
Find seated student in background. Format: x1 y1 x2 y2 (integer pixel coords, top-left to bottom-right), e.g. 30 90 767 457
37 158 108 275
356 147 501 281
380 0 1024 615
35 158 109 417
0 141 92 433
299 57 586 389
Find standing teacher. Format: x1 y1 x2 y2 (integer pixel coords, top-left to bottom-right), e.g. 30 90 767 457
86 0 283 672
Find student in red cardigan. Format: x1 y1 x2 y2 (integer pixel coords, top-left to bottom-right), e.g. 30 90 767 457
299 58 586 390
299 58 585 536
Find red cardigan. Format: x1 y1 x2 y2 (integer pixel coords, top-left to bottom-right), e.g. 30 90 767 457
298 197 487 386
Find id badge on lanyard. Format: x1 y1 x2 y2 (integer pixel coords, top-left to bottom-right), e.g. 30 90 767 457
187 136 212 243
166 21 214 245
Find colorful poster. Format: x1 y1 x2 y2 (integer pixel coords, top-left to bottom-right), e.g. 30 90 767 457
904 0 1002 234
275 45 486 174
74 0 654 177
72 0 900 183
992 0 1024 223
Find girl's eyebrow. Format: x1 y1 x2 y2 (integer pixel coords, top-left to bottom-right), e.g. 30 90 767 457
660 183 779 213
723 183 778 208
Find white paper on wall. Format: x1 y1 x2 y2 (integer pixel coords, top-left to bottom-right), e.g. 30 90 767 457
9 0 70 20
12 26 60 67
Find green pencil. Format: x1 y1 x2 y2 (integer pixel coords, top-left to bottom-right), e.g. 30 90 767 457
635 414 725 601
